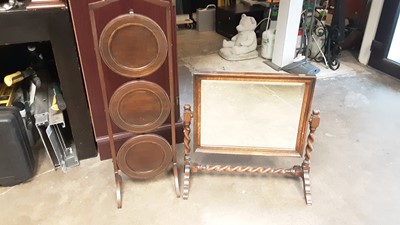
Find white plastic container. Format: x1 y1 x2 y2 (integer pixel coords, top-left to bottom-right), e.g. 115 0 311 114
196 4 216 32
310 35 324 58
310 23 327 59
296 29 302 50
261 29 276 59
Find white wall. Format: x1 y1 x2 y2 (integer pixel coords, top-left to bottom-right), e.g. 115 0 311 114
358 0 385 65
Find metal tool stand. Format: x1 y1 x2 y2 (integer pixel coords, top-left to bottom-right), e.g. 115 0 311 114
34 72 79 172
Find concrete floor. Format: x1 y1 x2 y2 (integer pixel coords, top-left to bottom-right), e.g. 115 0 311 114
1 30 400 225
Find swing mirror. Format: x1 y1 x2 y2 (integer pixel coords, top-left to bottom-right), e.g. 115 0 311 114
193 72 316 157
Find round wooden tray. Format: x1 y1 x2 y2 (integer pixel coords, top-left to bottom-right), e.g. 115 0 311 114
99 13 167 78
117 134 172 179
109 80 170 133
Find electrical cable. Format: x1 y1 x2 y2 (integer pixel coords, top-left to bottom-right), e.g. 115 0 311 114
256 6 273 30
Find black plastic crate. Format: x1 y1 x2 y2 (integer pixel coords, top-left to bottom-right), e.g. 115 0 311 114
0 106 35 186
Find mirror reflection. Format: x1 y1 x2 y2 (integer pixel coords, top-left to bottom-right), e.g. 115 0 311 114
200 80 305 150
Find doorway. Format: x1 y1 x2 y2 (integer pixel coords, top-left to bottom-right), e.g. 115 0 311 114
387 15 400 64
369 0 400 79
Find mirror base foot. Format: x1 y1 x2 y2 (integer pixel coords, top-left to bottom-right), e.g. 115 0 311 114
182 163 191 200
302 168 312 206
173 163 180 198
115 172 122 209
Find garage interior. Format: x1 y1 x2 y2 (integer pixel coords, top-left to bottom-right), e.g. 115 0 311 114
0 0 399 224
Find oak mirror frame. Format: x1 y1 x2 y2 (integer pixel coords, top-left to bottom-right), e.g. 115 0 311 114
193 72 316 157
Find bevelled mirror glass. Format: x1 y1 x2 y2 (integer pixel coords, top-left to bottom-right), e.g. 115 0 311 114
193 72 316 157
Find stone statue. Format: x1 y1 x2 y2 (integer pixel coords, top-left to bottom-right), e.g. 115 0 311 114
219 14 258 61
